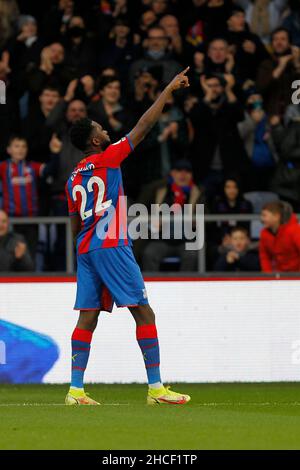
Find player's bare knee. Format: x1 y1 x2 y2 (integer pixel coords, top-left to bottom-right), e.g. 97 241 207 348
130 305 156 325
77 310 100 331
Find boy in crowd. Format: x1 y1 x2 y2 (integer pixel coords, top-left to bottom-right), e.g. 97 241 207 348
0 135 59 258
214 226 260 272
260 201 300 272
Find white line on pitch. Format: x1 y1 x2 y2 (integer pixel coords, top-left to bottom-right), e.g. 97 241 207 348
0 403 130 407
195 402 300 406
1 402 300 407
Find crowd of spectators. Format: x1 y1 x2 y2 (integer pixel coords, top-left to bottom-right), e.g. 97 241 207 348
1 0 300 273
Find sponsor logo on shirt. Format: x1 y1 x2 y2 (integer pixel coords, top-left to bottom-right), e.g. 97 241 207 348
11 175 33 185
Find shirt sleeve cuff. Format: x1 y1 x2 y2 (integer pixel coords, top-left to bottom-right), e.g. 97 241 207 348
126 134 134 151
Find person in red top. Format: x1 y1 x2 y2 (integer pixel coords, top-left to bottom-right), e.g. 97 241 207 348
259 201 300 272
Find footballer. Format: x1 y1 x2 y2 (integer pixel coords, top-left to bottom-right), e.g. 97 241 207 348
65 67 191 406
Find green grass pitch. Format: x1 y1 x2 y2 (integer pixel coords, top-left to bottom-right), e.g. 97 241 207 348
1 383 300 450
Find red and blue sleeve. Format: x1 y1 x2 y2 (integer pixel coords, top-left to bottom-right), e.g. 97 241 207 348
97 135 134 168
65 180 78 217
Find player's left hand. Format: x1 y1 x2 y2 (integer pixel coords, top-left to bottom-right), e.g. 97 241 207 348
167 67 190 92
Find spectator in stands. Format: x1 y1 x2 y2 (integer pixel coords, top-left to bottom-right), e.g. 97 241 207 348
238 92 277 190
282 0 300 47
269 112 300 210
214 226 260 271
0 135 56 217
98 18 139 85
88 76 134 144
0 0 19 49
159 15 183 59
142 160 202 272
260 200 300 272
129 26 182 88
199 0 234 41
236 0 288 45
63 16 97 77
26 42 75 104
209 176 253 250
151 0 170 20
0 135 57 258
136 88 189 185
256 27 300 116
42 0 75 43
224 5 269 81
132 66 160 108
8 15 43 79
188 73 249 195
202 38 236 77
181 0 206 60
22 85 62 215
22 86 61 163
0 209 34 272
139 10 158 42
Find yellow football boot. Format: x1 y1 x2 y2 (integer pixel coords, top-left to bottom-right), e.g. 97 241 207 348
147 386 191 405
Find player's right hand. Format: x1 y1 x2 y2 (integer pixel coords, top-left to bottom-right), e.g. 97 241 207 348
167 67 190 92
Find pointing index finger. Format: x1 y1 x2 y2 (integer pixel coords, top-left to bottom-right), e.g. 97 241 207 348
181 66 190 76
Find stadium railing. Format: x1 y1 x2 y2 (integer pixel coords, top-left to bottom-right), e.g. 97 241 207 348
6 214 299 275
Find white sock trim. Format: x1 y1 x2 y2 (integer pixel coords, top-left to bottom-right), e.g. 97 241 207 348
149 382 163 390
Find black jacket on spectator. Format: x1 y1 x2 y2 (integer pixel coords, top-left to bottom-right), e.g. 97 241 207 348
200 0 234 41
22 106 53 162
26 63 76 102
98 39 140 86
224 29 269 81
214 249 260 271
8 36 44 74
270 120 300 207
63 37 97 78
189 98 249 181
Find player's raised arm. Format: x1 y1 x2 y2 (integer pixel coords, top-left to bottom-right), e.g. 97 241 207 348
128 67 190 149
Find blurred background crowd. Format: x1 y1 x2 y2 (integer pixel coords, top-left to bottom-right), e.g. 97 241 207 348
1 0 300 273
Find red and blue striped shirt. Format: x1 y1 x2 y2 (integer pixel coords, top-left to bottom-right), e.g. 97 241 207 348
0 159 44 217
65 136 134 255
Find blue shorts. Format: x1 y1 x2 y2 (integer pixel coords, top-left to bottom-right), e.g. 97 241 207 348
74 246 149 312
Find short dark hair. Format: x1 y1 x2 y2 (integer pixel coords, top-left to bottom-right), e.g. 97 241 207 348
271 27 291 43
7 135 27 146
262 201 284 215
40 86 61 95
230 226 249 237
205 73 227 87
70 118 93 151
98 75 120 91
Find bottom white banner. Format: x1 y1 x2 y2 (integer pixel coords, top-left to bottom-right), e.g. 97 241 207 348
0 279 300 383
